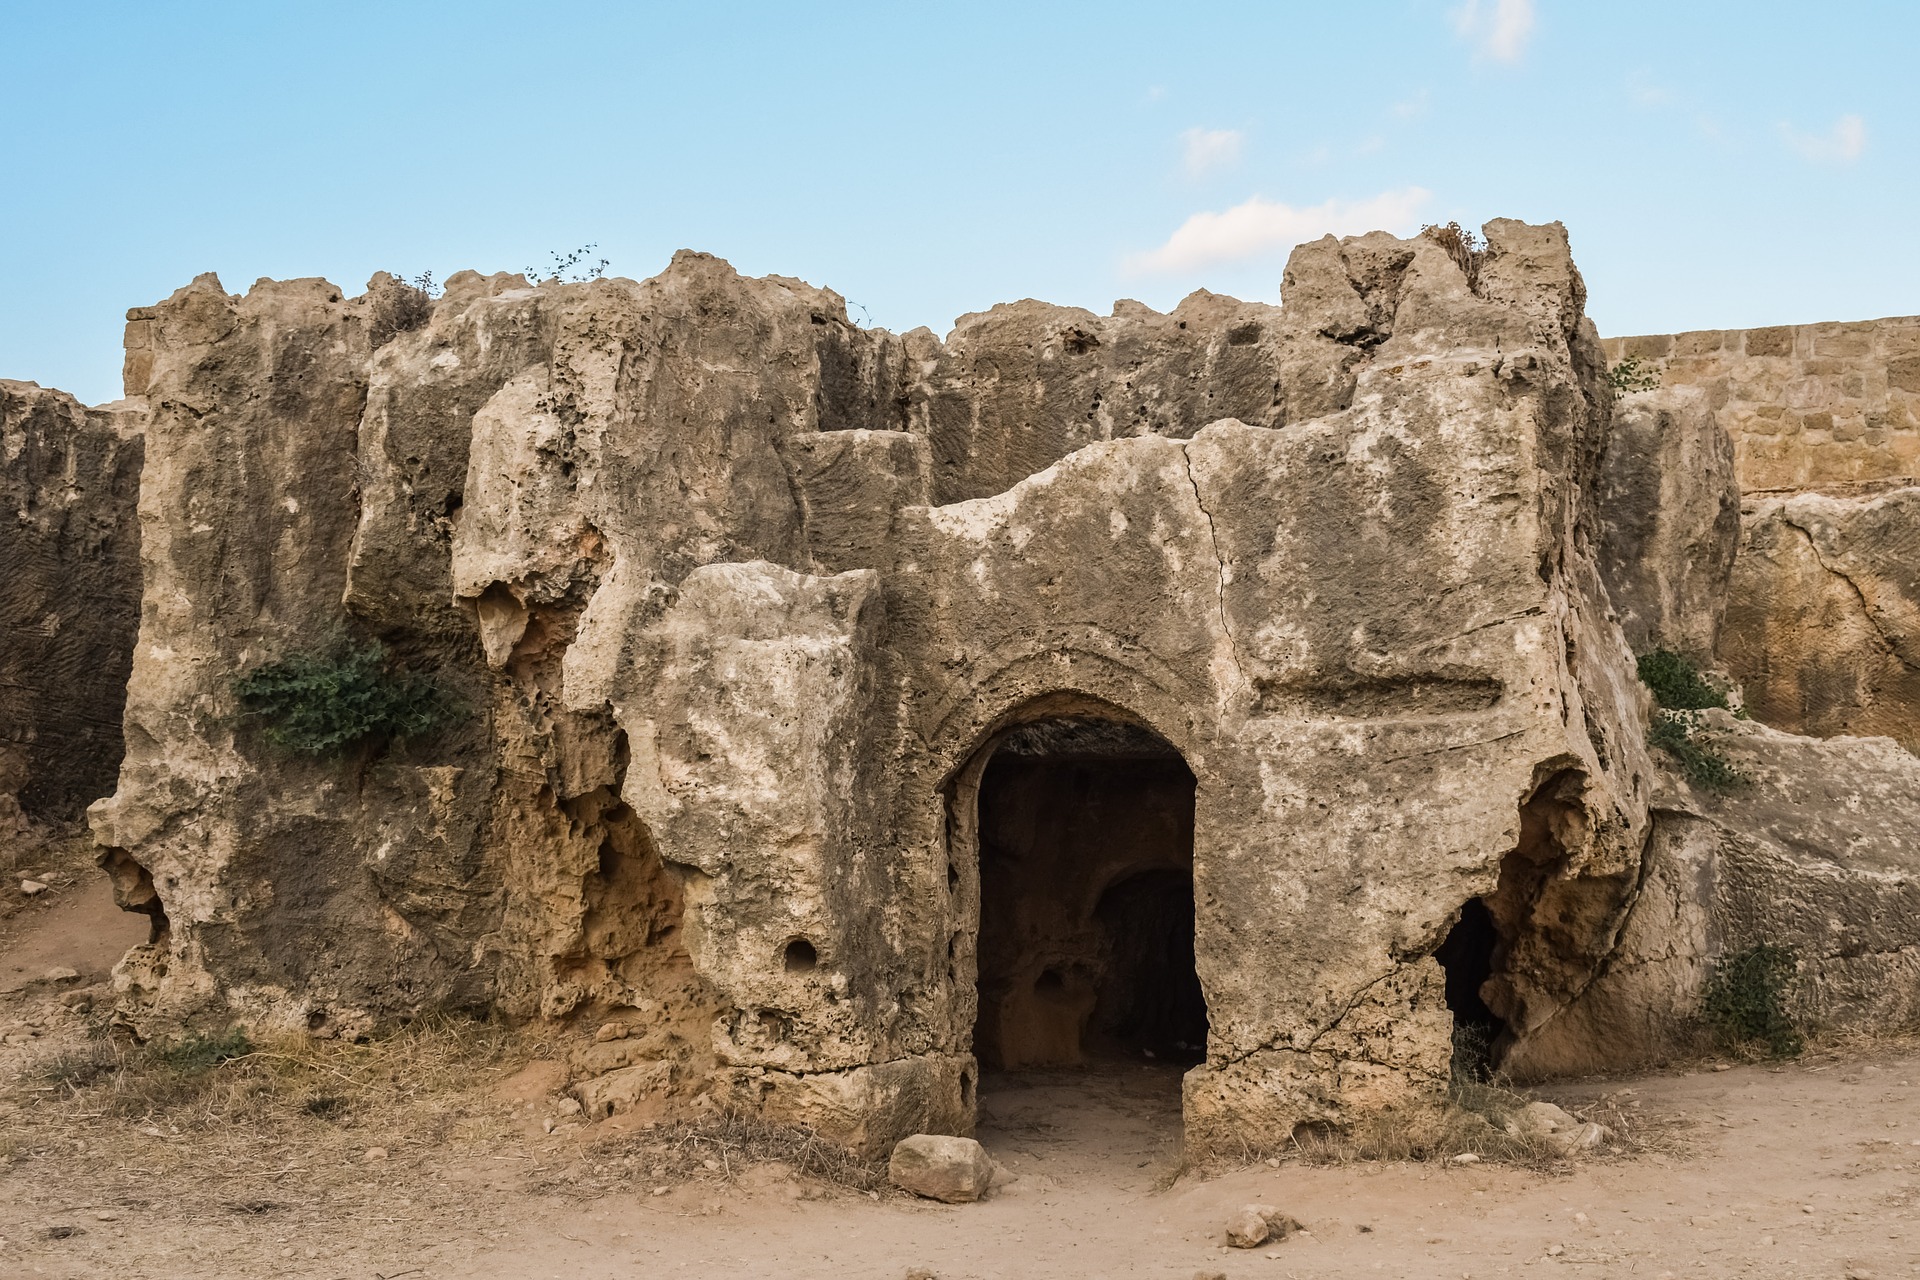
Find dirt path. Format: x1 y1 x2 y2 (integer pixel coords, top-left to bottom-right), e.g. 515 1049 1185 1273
2 886 1917 1279
0 865 146 995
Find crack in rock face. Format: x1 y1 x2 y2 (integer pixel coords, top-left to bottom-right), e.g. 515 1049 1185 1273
7 222 1914 1157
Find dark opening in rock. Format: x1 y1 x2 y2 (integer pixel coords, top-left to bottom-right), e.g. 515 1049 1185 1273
783 937 819 972
1436 896 1505 1078
971 714 1204 1071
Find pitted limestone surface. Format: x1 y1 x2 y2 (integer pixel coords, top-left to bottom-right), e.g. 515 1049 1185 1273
45 219 1918 1158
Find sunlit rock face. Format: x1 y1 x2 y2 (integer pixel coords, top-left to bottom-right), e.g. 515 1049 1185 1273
84 222 1674 1154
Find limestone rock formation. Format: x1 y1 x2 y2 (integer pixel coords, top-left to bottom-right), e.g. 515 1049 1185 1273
0 380 143 825
1541 714 1920 1069
4 212 1907 1158
1596 386 1740 659
72 222 1662 1152
1720 487 1920 751
1603 319 1920 749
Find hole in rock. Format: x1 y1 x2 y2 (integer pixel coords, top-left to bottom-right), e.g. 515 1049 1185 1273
783 938 818 973
1435 897 1505 1079
969 713 1204 1090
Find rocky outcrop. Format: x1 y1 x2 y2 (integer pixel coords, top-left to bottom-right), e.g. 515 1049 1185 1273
1720 487 1920 752
1 381 143 825
1539 714 1920 1069
1596 386 1740 659
1602 320 1920 750
63 220 1690 1156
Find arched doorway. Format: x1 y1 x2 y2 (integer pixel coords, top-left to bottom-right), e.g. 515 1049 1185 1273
965 714 1205 1076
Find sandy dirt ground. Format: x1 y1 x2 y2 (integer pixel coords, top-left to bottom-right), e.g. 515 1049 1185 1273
2 871 1917 1280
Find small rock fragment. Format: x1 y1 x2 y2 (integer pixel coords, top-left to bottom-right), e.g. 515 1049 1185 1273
362 1147 388 1162
1225 1206 1271 1248
1450 1152 1482 1165
43 966 81 984
888 1134 994 1204
1561 1122 1611 1152
1224 1203 1300 1249
19 880 48 897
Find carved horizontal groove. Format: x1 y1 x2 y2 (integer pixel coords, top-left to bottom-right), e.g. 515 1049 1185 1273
1254 673 1504 719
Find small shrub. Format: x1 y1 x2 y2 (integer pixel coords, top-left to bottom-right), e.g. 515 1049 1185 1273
1702 944 1803 1057
1421 221 1485 288
36 1042 124 1091
1648 711 1747 791
368 271 440 348
526 243 609 284
232 640 460 757
157 1027 255 1073
1608 355 1661 395
1637 649 1729 711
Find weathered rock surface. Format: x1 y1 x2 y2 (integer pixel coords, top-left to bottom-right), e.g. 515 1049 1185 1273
1 380 143 822
78 221 1670 1153
1597 386 1740 659
887 1133 993 1203
1719 488 1920 752
1537 715 1920 1069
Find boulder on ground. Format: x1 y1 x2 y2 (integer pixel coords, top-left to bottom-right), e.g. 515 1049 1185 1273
1225 1203 1303 1248
887 1134 993 1203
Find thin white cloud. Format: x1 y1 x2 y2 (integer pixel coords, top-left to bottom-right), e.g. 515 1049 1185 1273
1180 127 1244 178
1127 188 1433 274
1780 114 1867 164
1392 89 1431 119
1452 0 1535 63
1627 71 1671 108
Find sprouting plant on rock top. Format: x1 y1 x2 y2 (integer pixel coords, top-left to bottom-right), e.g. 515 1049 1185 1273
232 639 460 757
1608 355 1662 395
527 243 610 284
1701 944 1803 1058
1421 221 1486 288
368 271 442 348
1638 650 1747 790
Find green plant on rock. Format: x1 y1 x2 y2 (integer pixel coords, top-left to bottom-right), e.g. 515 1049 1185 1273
1701 944 1804 1058
526 243 609 284
232 639 460 757
1647 711 1747 790
1637 650 1746 790
1637 649 1728 711
1609 355 1661 394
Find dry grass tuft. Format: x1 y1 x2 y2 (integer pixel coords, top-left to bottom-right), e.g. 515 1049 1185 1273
1183 1079 1690 1182
12 1014 521 1142
530 1109 891 1200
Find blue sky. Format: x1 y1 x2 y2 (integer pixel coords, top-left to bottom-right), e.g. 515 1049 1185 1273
3 0 1914 405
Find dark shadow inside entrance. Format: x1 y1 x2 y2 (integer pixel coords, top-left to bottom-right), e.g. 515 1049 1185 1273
1436 896 1506 1079
972 716 1204 1073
